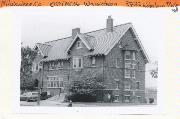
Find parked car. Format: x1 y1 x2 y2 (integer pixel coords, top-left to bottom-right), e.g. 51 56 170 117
40 91 52 100
20 92 39 102
20 93 28 101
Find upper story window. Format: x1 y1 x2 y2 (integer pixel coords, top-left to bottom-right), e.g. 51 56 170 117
136 81 140 89
131 70 136 78
124 51 136 60
73 57 83 69
125 51 131 60
76 41 82 49
125 69 131 78
132 52 136 60
132 62 136 69
58 61 64 68
49 62 55 70
116 58 120 68
124 84 131 91
91 57 96 65
125 62 131 69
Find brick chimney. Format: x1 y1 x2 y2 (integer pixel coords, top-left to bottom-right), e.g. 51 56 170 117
72 28 80 39
106 16 113 32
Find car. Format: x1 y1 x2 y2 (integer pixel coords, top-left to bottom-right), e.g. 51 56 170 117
21 92 39 102
20 93 28 101
27 92 39 102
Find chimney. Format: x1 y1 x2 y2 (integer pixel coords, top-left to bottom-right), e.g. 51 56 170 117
72 28 80 39
106 16 113 32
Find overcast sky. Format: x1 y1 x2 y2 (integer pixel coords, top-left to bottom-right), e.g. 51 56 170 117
15 7 167 88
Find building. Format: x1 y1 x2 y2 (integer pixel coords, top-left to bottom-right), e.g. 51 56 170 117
32 16 149 103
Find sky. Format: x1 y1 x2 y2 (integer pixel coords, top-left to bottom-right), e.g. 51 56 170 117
15 7 167 88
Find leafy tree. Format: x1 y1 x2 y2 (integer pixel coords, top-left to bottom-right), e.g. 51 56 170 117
69 75 106 102
20 46 37 90
150 68 158 78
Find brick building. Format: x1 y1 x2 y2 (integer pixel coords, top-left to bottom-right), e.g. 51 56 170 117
32 16 149 103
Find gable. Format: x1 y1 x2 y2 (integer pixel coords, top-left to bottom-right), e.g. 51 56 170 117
105 26 149 63
68 38 90 56
66 34 94 53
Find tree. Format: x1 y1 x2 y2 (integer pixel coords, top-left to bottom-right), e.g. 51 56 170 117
20 46 37 90
68 75 106 102
150 68 158 78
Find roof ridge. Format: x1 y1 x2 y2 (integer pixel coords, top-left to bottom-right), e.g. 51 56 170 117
37 42 52 46
43 22 132 44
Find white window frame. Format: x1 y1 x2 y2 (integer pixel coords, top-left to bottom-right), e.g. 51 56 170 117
76 41 82 49
132 62 136 69
115 58 120 68
124 51 131 60
125 62 131 69
132 51 136 60
125 69 131 78
73 57 83 69
91 57 96 65
47 76 63 88
124 84 131 91
58 61 64 68
49 62 55 70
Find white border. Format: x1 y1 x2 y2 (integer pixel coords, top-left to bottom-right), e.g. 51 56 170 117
10 6 166 115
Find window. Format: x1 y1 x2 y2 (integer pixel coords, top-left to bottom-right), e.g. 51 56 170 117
116 58 120 68
125 51 131 60
73 57 83 69
125 69 131 78
125 62 131 69
131 70 136 78
91 57 96 65
77 41 82 49
36 64 39 71
124 84 131 91
136 82 140 89
47 76 63 88
115 81 119 89
132 62 136 69
49 62 55 70
132 51 136 60
124 95 130 103
58 61 64 68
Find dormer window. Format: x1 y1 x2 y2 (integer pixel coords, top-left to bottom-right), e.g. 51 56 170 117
77 41 82 49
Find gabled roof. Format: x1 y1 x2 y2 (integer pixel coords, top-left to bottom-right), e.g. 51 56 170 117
66 34 94 52
38 22 149 62
35 43 52 57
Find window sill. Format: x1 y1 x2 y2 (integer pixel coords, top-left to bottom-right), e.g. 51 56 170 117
46 87 63 89
124 89 131 91
91 65 97 67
